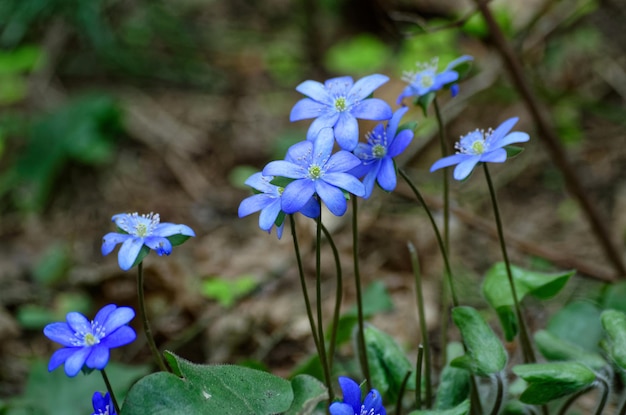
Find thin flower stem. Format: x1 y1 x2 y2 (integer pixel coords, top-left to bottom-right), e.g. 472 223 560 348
482 164 536 364
558 388 588 415
398 168 459 307
396 371 412 415
594 377 610 415
315 205 334 400
352 197 372 389
321 223 342 373
136 262 168 372
415 345 424 409
489 373 504 415
100 369 120 414
408 242 432 408
289 215 322 362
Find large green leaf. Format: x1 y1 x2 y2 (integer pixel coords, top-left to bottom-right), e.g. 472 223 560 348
121 352 293 415
534 330 606 370
601 309 626 370
547 301 603 353
408 399 469 415
513 362 596 405
450 306 506 376
283 375 328 415
434 343 470 410
482 263 574 340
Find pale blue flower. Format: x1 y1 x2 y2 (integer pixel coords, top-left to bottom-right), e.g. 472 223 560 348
102 212 195 271
43 304 136 377
430 117 530 180
290 74 393 151
263 128 365 216
92 391 116 415
329 377 386 415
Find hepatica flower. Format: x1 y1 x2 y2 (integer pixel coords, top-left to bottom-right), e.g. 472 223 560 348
330 377 386 415
352 107 414 198
102 212 195 271
43 304 136 377
290 74 393 151
430 117 530 180
92 391 116 415
397 55 473 104
263 128 365 216
238 172 320 238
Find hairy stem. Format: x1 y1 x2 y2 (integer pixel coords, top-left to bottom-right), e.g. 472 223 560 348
489 373 504 415
321 223 342 373
100 369 120 414
137 262 168 372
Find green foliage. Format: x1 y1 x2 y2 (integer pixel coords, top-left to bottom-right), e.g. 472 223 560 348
283 375 328 415
461 6 513 39
3 360 148 415
201 275 258 308
33 243 71 285
408 399 470 415
324 34 391 76
600 309 626 371
513 362 596 405
450 306 506 376
546 301 603 353
434 343 470 410
534 330 606 370
122 352 295 415
396 27 460 74
17 292 91 329
482 263 574 340
0 45 43 104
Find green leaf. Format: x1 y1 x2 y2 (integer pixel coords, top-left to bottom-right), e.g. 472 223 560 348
33 243 71 285
167 234 192 247
408 399 470 415
324 33 391 75
416 92 436 117
269 176 295 188
434 343 470 410
601 282 626 314
601 309 626 370
547 301 603 353
482 263 574 340
0 45 43 75
201 275 258 308
450 306 506 376
283 375 328 415
504 146 524 159
512 362 596 405
122 352 293 415
364 325 413 402
534 330 606 370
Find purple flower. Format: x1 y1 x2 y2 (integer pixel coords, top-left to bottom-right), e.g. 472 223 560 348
43 304 136 377
397 55 473 104
329 377 386 415
238 172 320 238
263 128 365 216
430 117 530 180
290 74 393 151
102 212 195 271
91 391 116 415
351 107 414 198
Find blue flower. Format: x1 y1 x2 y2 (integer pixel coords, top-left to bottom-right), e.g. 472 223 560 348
290 74 393 151
430 117 530 180
43 304 136 377
397 55 473 104
91 391 116 415
238 172 320 238
329 377 386 415
263 128 365 216
102 212 195 271
351 107 414 198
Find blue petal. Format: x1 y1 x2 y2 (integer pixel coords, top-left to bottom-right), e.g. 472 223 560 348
333 113 359 151
316 181 348 216
387 129 413 158
285 140 314 164
349 74 389 100
92 392 107 412
239 193 277 218
290 98 328 121
386 107 409 139
44 323 76 347
480 148 507 163
281 179 316 214
243 172 272 192
329 403 355 415
143 236 173 256
259 199 282 231
450 83 460 97
432 70 459 89
363 389 386 415
361 163 381 199
377 157 397 191
491 131 530 149
324 76 353 94
312 128 336 163
66 312 91 335
396 85 415 105
100 325 137 348
93 304 116 324
295 80 332 103
326 150 362 173
263 160 307 179
489 117 518 143
337 377 362 413
101 306 135 333
351 98 393 121
349 159 374 179
85 344 110 370
300 197 321 218
275 222 285 239
453 156 481 180
63 346 91 377
48 347 77 372
323 172 366 197
153 223 195 237
118 237 144 271
306 112 340 141
101 233 130 256
445 55 474 70
430 153 470 172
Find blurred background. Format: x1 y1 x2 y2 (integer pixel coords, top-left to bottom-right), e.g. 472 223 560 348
1 0 625 412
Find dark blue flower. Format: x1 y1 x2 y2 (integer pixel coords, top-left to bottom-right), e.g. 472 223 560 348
430 117 530 180
351 107 414 198
263 128 365 216
290 74 393 151
43 304 136 377
329 377 386 415
91 391 116 415
238 172 320 238
102 212 195 271
397 55 473 104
